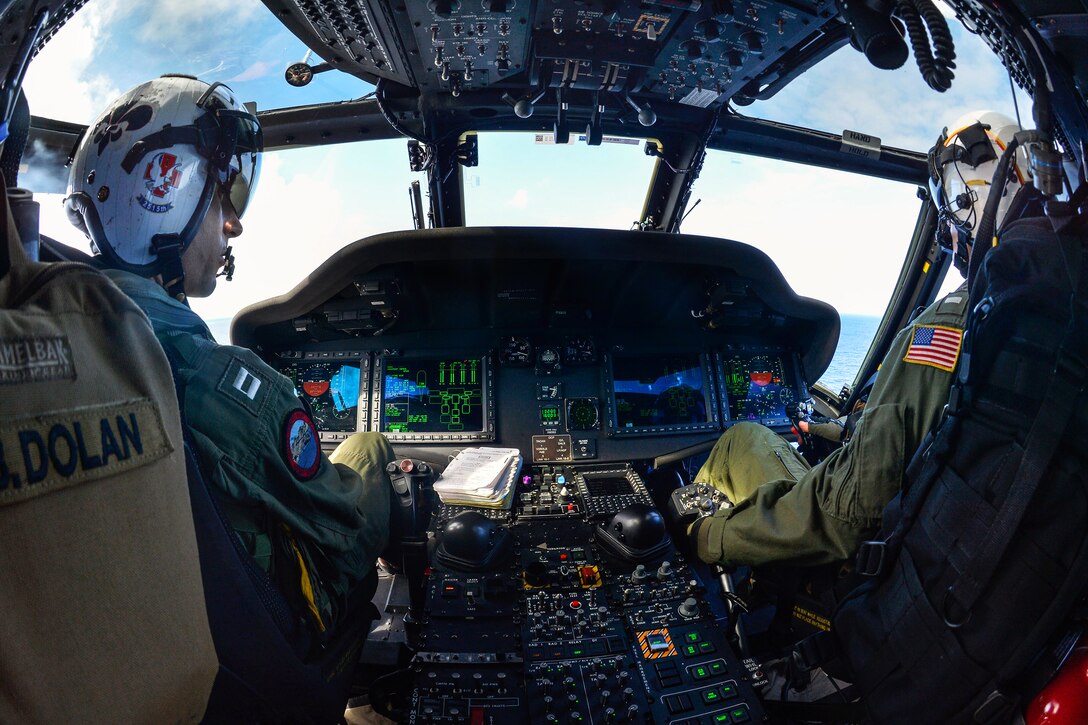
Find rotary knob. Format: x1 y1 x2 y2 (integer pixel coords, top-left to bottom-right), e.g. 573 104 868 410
741 30 763 53
679 597 700 617
696 18 723 40
631 564 650 583
681 38 706 59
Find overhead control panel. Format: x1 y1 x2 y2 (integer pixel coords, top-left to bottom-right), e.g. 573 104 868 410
268 0 840 110
275 0 414 85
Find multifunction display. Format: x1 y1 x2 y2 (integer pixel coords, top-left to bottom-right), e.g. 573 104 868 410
374 350 493 437
723 354 796 426
279 359 361 433
604 352 721 437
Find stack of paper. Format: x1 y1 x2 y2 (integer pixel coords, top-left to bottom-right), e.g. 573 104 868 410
433 447 521 509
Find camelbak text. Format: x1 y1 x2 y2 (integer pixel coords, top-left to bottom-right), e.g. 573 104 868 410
0 336 75 384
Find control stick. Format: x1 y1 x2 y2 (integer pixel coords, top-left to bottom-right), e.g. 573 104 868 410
385 458 437 623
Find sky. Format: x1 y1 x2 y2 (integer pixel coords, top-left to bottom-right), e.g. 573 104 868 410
22 0 1030 324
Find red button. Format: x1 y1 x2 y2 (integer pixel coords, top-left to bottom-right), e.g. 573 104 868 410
560 553 568 561
570 600 582 609
470 706 486 725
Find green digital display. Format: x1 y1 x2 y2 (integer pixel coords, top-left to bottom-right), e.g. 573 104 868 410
381 357 484 433
539 405 561 425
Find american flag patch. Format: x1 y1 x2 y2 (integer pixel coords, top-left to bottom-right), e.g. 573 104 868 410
904 324 963 372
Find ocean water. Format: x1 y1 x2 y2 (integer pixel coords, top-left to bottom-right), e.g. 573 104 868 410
207 318 232 344
818 314 882 394
208 314 881 397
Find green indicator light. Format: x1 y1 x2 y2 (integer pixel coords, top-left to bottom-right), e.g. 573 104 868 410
731 709 747 717
573 649 583 655
714 716 730 723
685 632 699 642
695 667 707 677
706 691 719 700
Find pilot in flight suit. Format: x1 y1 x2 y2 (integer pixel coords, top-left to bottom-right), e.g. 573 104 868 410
64 75 394 638
689 287 968 567
103 268 395 634
689 110 1029 568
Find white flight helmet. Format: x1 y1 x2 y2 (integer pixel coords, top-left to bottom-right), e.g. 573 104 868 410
65 74 261 283
927 110 1030 273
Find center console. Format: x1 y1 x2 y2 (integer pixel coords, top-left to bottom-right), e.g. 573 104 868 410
392 462 767 725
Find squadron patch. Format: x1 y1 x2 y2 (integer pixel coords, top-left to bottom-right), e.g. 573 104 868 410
904 324 963 372
283 410 320 480
138 151 184 213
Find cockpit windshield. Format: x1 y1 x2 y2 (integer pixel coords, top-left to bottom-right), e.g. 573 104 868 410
463 133 657 228
19 0 1036 391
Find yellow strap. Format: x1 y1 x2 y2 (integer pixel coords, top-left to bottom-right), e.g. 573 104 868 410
283 525 326 633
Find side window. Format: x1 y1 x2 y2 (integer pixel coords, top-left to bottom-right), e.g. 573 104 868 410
683 153 922 393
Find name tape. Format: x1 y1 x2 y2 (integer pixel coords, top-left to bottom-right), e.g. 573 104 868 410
0 398 173 506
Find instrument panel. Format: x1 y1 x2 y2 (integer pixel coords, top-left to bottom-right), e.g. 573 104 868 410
244 228 839 455
271 342 803 453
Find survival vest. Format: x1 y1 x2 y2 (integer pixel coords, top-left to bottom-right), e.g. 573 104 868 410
829 207 1088 724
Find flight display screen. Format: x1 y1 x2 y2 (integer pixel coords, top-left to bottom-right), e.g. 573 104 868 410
723 354 796 425
380 357 486 435
608 353 717 435
279 359 361 433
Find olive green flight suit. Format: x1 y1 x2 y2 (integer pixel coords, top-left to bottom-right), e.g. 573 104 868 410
692 285 969 567
104 269 393 635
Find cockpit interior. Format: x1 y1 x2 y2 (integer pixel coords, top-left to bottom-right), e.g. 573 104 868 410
3 0 1088 723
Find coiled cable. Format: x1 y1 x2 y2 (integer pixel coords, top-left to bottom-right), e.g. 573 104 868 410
896 0 956 92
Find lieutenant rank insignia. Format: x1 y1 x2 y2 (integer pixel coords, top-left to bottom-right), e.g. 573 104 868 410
904 324 963 372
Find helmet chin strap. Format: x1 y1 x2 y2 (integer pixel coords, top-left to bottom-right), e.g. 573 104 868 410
151 173 220 302
948 225 971 277
151 233 188 301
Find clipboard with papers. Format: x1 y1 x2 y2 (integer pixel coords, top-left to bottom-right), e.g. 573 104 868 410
432 447 522 509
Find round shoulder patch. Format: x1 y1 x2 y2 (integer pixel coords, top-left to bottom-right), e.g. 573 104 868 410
283 409 320 480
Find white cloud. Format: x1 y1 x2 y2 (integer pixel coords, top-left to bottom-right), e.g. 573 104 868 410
683 155 921 316
508 188 529 208
136 0 260 50
22 0 124 123
750 21 1032 152
230 60 276 83
189 142 419 323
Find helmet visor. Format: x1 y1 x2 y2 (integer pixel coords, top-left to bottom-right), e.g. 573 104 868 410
213 110 262 217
